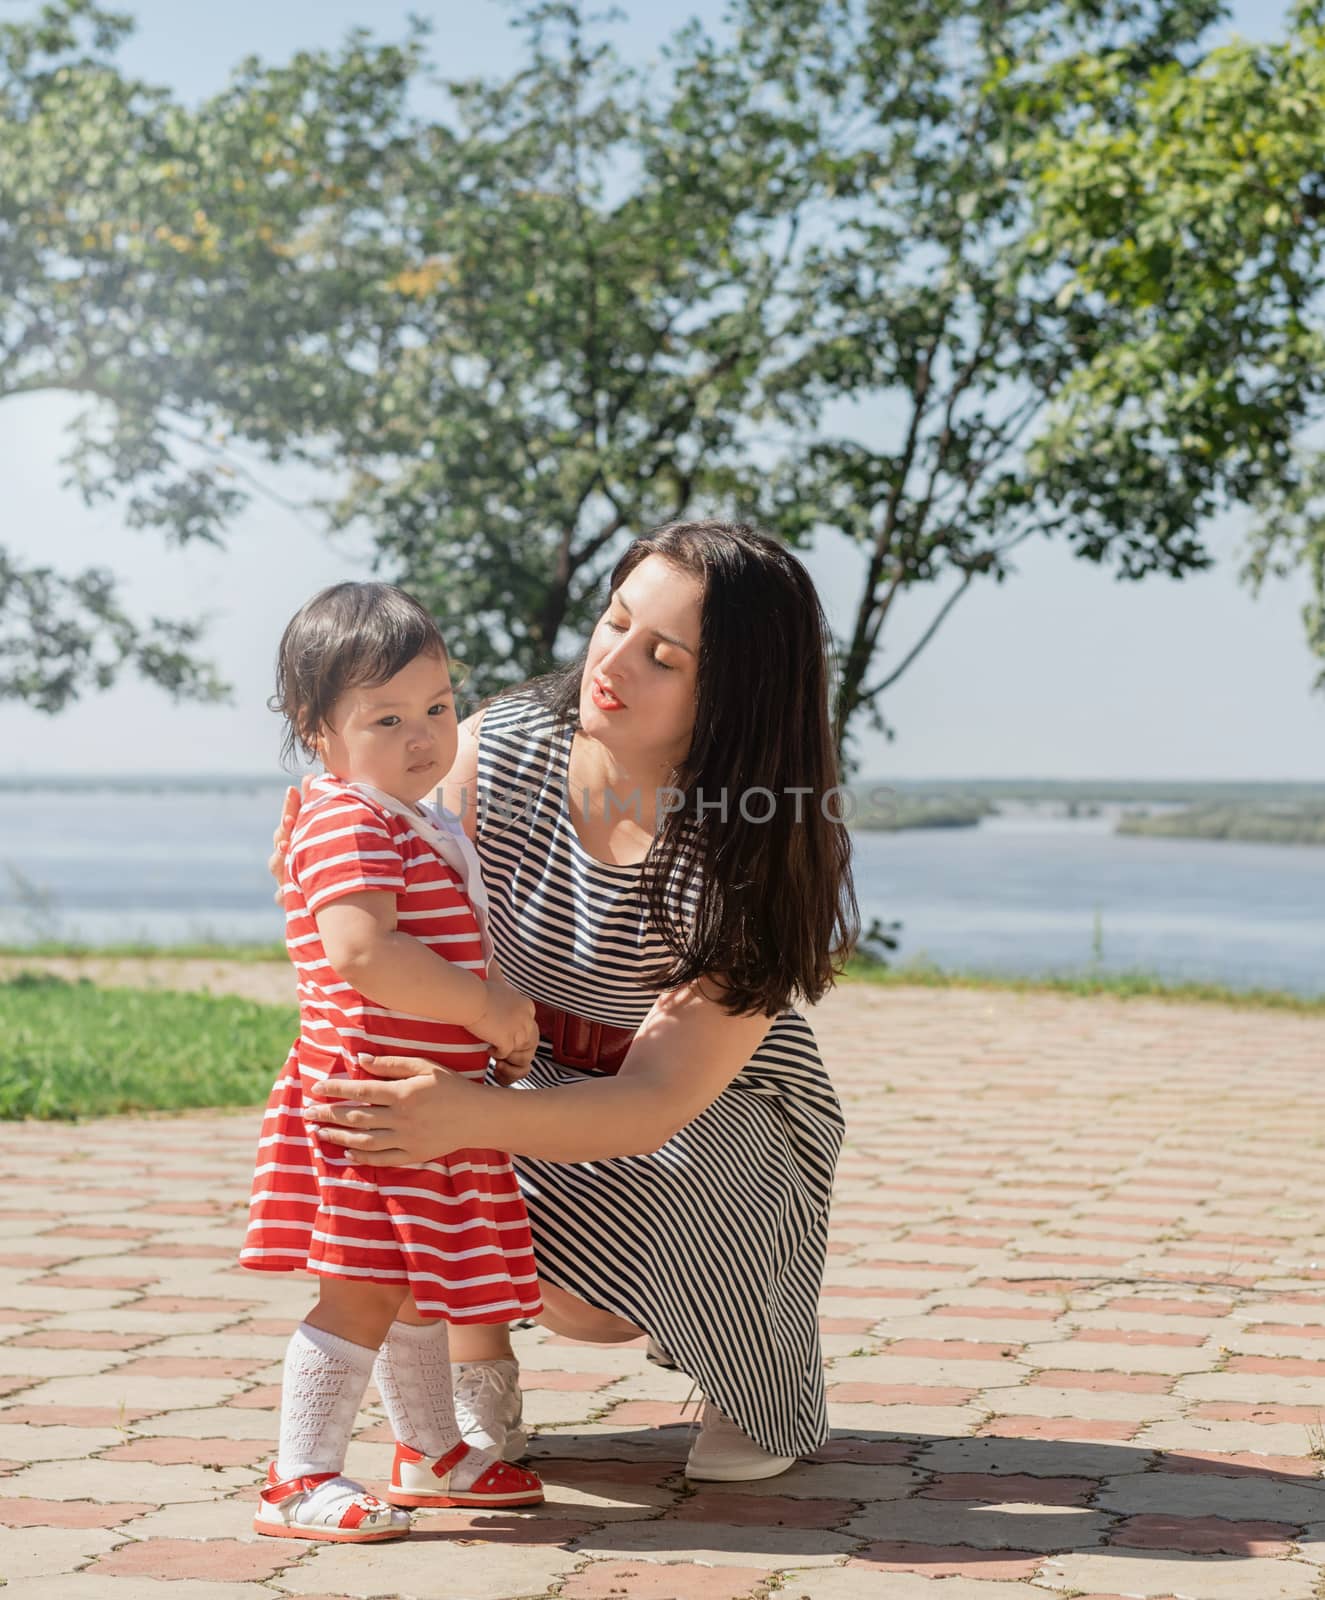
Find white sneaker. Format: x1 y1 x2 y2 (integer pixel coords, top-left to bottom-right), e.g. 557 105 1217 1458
645 1335 679 1370
452 1359 528 1460
684 1400 797 1482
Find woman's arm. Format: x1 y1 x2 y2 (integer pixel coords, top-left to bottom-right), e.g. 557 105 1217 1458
430 708 538 1071
305 979 775 1164
433 710 485 842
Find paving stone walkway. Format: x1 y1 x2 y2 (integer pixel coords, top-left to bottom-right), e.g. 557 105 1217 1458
3 979 1324 1599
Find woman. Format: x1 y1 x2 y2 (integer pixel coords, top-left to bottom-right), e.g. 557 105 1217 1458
275 520 857 1481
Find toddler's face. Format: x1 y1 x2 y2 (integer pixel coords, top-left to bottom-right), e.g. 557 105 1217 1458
315 650 457 805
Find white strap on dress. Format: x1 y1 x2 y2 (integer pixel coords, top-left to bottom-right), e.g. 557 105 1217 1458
349 782 494 971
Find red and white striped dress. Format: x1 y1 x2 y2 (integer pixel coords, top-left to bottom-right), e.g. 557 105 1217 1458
240 777 542 1324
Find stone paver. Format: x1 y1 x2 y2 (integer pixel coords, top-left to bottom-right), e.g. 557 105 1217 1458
559 1560 772 1598
3 973 1324 1597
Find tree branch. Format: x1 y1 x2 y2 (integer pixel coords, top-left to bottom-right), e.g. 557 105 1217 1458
908 298 1001 542
160 421 321 527
858 569 975 702
832 313 948 747
569 506 629 570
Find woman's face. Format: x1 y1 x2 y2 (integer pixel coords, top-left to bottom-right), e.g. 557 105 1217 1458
579 554 702 767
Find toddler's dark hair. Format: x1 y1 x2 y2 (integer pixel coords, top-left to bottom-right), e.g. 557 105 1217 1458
270 582 448 767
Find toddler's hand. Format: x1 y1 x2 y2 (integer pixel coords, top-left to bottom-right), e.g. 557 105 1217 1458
472 975 536 1060
490 1052 535 1086
490 1009 540 1083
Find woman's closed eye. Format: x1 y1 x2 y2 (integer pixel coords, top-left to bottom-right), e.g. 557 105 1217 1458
604 617 674 669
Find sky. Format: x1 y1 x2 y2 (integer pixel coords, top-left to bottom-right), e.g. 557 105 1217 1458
3 0 1321 782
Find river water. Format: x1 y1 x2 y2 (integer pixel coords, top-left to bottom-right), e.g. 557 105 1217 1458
2 783 1321 996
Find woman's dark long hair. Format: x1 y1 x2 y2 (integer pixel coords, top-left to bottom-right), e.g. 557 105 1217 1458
511 520 859 1017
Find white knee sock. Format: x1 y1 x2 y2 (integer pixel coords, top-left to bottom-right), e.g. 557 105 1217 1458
276 1322 377 1480
373 1317 462 1460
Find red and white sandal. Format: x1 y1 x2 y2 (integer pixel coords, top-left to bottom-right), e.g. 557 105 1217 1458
253 1463 412 1542
388 1439 544 1508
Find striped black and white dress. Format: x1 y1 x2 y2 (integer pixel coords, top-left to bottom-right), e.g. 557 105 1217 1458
475 694 844 1459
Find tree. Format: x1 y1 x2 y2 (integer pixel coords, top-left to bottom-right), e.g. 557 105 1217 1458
708 0 1323 764
0 0 422 709
316 2 825 688
1021 0 1325 687
4 0 826 707
19 0 1321 767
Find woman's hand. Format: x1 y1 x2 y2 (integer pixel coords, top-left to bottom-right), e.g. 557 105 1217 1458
305 1056 489 1165
269 778 314 900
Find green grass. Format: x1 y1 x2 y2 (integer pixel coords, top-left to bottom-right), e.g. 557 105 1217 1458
0 973 297 1119
1 939 1319 1123
0 940 288 961
843 957 1325 1013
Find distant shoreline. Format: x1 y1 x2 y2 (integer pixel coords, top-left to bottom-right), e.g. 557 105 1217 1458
6 774 1323 843
1118 804 1325 847
3 774 1323 799
0 774 305 794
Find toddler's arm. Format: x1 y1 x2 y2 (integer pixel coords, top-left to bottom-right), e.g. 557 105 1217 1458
484 956 539 1076
315 890 533 1058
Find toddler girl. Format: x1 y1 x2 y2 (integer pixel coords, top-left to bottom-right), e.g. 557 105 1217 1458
241 581 544 1542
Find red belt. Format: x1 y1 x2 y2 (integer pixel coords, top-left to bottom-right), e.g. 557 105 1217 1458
533 1000 635 1076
